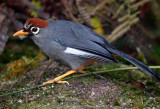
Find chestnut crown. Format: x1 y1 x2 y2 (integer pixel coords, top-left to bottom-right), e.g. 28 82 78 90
13 18 49 37
24 18 49 34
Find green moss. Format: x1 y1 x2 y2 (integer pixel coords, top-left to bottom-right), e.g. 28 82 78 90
114 100 120 106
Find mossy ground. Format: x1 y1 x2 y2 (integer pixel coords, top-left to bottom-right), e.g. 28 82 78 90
1 61 160 109
0 39 160 109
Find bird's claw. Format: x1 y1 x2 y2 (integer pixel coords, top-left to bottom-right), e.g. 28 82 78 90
57 80 69 85
43 79 69 85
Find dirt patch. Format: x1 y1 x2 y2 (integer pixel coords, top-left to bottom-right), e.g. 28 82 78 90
61 78 120 106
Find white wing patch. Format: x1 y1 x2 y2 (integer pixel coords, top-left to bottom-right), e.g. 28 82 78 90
64 47 95 56
64 47 113 62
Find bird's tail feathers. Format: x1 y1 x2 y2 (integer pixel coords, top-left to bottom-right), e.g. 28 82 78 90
106 47 160 81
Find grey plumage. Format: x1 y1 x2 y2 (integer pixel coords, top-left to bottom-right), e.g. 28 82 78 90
29 20 160 81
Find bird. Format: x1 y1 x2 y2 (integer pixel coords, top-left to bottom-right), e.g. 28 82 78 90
13 18 160 85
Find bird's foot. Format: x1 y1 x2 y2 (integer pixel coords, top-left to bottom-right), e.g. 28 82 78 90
42 69 86 85
42 70 77 85
43 78 69 85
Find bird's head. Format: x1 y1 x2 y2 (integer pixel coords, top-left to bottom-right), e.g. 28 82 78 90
13 18 49 37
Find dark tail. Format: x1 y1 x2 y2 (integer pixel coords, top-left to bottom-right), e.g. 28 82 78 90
106 47 160 81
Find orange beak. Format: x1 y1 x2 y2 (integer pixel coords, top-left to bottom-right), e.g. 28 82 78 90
13 29 29 36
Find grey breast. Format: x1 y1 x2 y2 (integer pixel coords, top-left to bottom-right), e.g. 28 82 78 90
31 21 88 70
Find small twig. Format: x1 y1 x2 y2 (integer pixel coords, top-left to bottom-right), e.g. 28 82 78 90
0 65 160 97
61 0 79 22
92 73 106 79
76 0 93 28
91 0 113 16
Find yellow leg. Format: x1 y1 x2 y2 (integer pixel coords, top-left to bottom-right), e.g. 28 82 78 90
43 59 96 85
43 70 77 85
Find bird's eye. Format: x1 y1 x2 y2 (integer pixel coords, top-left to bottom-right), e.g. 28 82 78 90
31 27 40 34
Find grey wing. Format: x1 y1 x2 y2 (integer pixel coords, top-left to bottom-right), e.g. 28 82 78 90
52 20 116 62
